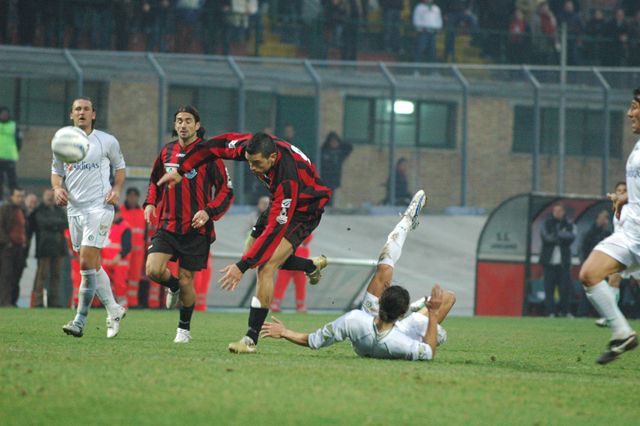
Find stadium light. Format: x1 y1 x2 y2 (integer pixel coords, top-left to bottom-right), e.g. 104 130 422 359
394 100 414 115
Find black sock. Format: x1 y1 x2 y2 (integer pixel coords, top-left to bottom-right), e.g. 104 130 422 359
160 276 180 293
246 306 269 344
178 303 195 330
281 255 315 273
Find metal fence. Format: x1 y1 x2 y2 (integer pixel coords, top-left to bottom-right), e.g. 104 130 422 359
1 45 639 208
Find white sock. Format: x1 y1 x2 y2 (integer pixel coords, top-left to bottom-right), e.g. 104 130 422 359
95 268 120 317
585 281 633 339
378 217 411 267
74 269 97 327
611 286 620 303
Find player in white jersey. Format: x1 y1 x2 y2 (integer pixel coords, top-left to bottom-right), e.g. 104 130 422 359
52 97 127 339
261 190 456 361
594 182 626 327
579 89 640 364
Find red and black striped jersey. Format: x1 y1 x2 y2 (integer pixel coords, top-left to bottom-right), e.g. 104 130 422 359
179 132 332 272
145 137 234 243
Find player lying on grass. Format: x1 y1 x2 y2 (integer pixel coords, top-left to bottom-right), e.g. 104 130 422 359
261 190 456 361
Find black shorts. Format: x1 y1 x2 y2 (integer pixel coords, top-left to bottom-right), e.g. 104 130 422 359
148 229 210 271
251 208 323 250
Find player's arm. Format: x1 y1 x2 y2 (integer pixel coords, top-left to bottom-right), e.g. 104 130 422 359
106 168 126 205
423 285 444 358
143 155 164 224
261 316 310 347
51 172 68 206
235 179 299 273
204 160 234 221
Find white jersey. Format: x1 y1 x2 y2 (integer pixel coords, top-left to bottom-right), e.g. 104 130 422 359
51 128 126 216
307 309 434 361
619 139 640 255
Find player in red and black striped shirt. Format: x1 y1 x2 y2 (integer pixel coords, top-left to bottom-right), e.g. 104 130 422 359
158 132 331 353
144 106 233 343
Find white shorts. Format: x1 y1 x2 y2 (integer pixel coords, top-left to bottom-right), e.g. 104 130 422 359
68 208 114 252
360 292 447 346
594 231 640 273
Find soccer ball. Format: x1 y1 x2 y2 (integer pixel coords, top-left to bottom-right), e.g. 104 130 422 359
51 126 90 163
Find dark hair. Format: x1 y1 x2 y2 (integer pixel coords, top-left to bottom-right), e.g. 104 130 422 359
12 186 24 194
246 132 277 157
378 286 410 322
172 105 206 138
634 88 640 102
126 187 140 196
322 131 343 149
0 106 9 115
615 181 626 189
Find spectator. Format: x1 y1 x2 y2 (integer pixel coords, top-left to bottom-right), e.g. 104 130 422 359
323 0 349 50
530 1 558 64
383 157 412 206
28 189 68 308
629 10 640 66
0 187 28 307
580 210 611 263
113 0 137 51
24 193 38 216
603 8 630 66
341 0 364 60
413 0 443 64
0 106 21 202
540 204 576 317
202 0 231 54
91 0 114 49
283 123 296 143
270 234 313 313
175 0 203 52
584 8 607 65
557 0 583 65
507 8 530 64
443 0 480 62
380 0 403 53
320 131 352 206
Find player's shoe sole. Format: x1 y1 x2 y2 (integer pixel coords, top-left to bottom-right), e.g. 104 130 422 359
307 255 328 285
403 190 428 230
228 336 257 354
596 333 638 364
166 288 181 309
62 321 83 338
106 307 127 339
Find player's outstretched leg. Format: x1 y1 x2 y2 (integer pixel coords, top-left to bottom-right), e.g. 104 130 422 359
580 251 637 364
366 190 427 300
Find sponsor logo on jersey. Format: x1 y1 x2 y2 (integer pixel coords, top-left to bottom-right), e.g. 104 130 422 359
276 198 292 225
68 161 100 172
627 168 640 178
184 169 198 179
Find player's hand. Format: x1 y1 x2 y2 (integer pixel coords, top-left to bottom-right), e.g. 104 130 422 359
105 190 120 206
219 263 243 291
157 170 182 188
144 205 157 224
426 284 443 312
192 210 210 229
53 187 68 206
261 316 286 339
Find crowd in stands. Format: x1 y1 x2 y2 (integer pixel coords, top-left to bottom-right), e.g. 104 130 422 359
0 1 638 65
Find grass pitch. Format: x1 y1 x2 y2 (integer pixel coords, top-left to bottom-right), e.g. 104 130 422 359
1 309 639 425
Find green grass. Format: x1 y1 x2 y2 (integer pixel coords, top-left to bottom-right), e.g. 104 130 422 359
1 309 639 425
